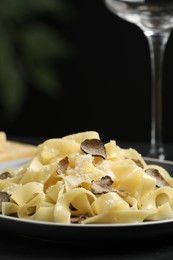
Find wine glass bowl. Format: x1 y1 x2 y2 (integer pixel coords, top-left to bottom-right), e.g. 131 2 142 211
105 0 173 32
104 0 173 160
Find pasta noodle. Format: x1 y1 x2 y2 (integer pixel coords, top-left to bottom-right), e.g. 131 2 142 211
0 130 173 224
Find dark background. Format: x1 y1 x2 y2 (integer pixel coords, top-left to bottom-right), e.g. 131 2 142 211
1 0 173 145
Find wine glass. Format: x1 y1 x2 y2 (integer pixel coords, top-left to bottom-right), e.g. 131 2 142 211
104 0 173 160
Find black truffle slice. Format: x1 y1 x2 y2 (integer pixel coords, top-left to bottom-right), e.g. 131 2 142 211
145 168 171 188
0 171 12 180
91 176 128 196
80 139 106 159
56 156 69 175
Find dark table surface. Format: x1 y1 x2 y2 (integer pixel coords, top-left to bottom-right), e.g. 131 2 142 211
1 138 173 259
1 220 173 260
0 233 173 260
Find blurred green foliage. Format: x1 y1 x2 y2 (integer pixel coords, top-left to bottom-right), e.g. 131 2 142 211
0 0 73 118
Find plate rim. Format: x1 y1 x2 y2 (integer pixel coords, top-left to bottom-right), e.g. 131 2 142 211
143 156 173 165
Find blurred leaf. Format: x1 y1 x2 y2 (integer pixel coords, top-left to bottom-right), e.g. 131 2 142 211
0 36 26 116
31 66 62 96
0 0 74 22
22 25 71 62
0 0 73 119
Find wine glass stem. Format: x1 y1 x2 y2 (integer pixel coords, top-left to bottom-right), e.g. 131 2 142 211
144 30 171 160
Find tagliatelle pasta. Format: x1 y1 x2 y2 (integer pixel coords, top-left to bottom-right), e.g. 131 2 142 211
0 130 173 224
0 131 36 161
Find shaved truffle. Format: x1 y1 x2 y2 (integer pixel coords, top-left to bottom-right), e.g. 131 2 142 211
91 176 128 196
71 214 88 224
91 176 113 194
0 171 12 180
132 159 144 169
80 139 106 159
56 157 69 175
0 192 10 212
145 168 171 187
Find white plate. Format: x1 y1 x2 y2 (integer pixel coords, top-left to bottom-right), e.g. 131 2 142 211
1 157 173 242
0 158 31 170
